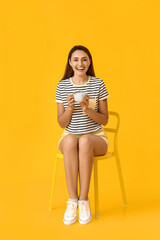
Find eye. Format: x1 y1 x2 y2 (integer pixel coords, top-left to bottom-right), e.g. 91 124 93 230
73 59 87 61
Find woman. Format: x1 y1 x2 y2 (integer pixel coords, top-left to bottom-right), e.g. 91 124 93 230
55 45 110 225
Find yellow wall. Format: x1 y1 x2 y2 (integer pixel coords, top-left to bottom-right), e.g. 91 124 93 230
0 0 160 238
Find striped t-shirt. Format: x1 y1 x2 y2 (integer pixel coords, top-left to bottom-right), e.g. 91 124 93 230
55 75 109 134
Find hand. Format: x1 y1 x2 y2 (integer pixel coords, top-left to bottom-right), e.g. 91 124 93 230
67 92 75 110
80 94 89 112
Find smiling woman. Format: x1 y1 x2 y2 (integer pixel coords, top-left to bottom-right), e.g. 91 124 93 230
69 50 91 83
55 45 110 225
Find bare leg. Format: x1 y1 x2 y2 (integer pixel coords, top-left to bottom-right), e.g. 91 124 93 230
78 134 108 200
59 134 79 199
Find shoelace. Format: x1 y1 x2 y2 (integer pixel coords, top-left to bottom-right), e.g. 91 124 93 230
65 201 77 217
79 202 89 217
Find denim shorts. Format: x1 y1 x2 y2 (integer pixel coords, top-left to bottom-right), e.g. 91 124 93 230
58 127 109 151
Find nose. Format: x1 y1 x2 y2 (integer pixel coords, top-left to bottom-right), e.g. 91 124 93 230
78 59 84 64
77 62 84 67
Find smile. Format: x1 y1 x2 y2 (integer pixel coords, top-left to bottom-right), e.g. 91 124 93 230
77 68 85 71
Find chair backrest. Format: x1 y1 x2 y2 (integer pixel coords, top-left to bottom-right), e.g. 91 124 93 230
103 111 120 133
103 111 120 151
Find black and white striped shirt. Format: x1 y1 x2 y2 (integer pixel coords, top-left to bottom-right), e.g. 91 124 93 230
55 75 109 134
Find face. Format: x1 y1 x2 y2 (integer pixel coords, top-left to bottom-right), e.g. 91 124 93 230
69 50 91 76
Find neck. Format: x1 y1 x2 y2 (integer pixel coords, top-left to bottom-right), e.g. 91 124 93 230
72 74 89 83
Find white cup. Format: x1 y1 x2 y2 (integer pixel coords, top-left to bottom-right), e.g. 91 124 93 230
73 92 86 103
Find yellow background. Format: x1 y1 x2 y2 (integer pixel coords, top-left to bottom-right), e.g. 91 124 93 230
0 0 160 239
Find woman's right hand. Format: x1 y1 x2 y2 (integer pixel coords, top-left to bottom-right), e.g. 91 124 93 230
67 92 75 110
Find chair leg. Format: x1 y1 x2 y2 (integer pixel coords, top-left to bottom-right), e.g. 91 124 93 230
49 156 58 211
94 160 99 217
115 151 128 206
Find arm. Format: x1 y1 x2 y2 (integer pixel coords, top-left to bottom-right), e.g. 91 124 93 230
80 95 109 126
57 103 73 128
85 99 109 125
57 93 75 128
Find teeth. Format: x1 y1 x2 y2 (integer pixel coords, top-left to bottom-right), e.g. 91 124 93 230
77 68 84 70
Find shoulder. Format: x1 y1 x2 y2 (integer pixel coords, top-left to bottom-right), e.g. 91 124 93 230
56 78 70 88
90 76 104 85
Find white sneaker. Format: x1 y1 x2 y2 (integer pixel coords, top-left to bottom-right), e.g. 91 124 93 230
63 200 78 225
78 200 92 224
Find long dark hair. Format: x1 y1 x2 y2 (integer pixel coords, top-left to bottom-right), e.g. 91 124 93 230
60 45 96 81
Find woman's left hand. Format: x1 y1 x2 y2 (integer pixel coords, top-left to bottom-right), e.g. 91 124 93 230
80 94 89 112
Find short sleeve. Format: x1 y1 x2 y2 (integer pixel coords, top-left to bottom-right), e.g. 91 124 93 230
55 82 63 103
99 79 109 100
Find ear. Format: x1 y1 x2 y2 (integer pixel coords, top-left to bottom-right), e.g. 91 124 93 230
69 59 72 67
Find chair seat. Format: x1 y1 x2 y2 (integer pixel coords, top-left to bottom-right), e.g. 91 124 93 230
56 151 114 161
94 152 114 161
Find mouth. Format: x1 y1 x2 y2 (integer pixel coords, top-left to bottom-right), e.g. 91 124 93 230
77 68 85 72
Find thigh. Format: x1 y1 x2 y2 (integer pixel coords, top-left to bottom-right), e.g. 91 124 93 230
79 134 108 156
59 133 79 154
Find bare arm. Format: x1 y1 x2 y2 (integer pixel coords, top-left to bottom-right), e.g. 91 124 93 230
57 93 75 128
81 96 109 126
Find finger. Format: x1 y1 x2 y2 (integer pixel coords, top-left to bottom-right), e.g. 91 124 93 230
82 99 88 105
68 94 73 100
81 100 86 106
85 95 89 100
83 97 88 102
69 101 73 105
83 95 88 100
83 98 88 103
80 103 84 107
70 99 75 104
67 95 70 100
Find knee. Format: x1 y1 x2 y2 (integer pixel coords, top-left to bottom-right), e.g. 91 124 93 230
63 134 78 150
79 135 93 152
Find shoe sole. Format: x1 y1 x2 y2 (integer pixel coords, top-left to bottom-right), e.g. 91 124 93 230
63 216 77 225
78 215 92 224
